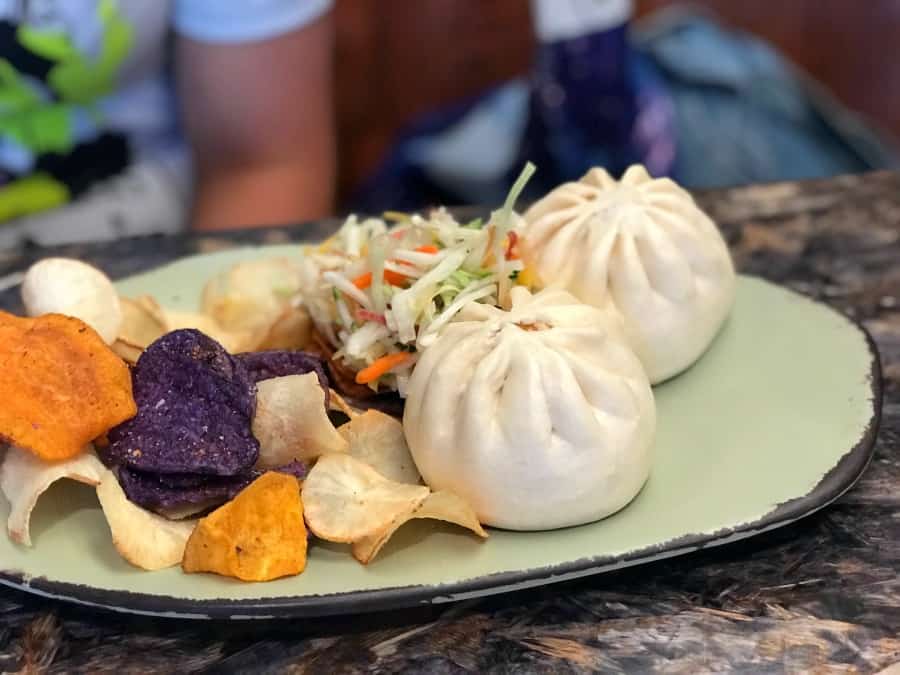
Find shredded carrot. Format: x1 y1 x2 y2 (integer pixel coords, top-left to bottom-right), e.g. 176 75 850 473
352 272 373 289
384 269 408 286
414 244 439 254
355 352 412 384
353 269 407 290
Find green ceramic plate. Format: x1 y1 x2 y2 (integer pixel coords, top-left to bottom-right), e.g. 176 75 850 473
0 245 881 619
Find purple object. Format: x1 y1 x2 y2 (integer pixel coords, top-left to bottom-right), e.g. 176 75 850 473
118 461 308 515
106 329 259 476
236 350 330 408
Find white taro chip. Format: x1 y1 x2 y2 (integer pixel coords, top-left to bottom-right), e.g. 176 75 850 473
118 296 168 349
0 445 105 546
111 339 142 366
21 258 122 344
201 258 302 337
161 310 258 354
256 306 312 351
253 373 348 468
96 469 197 571
328 389 359 418
302 453 429 543
352 490 488 564
338 410 422 484
122 295 260 355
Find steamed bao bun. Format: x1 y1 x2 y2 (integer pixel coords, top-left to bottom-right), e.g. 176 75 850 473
520 165 736 384
403 287 655 531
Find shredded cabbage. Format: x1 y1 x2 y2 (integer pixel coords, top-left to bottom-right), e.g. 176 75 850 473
391 248 468 344
493 162 535 308
300 163 536 392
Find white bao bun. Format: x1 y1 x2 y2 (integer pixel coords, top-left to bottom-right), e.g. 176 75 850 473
521 165 736 383
403 287 655 531
21 258 122 344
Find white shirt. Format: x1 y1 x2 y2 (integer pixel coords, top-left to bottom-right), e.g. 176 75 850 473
0 0 331 209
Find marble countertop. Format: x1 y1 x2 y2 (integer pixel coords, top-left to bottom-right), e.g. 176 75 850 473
0 171 898 674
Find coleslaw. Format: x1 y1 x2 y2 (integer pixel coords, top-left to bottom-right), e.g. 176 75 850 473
299 163 536 396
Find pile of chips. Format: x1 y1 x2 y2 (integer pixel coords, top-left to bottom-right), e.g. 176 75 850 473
101 330 323 518
0 256 488 583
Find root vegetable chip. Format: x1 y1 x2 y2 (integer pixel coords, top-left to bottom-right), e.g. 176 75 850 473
118 296 167 349
105 329 258 476
201 258 302 337
111 339 142 366
117 460 307 516
162 311 257 354
22 258 122 345
237 350 329 394
96 469 196 571
255 306 312 352
338 410 422 484
0 311 137 461
328 389 358 418
302 453 429 543
352 490 488 564
252 374 348 468
117 467 256 515
182 471 307 582
0 445 105 546
121 296 258 355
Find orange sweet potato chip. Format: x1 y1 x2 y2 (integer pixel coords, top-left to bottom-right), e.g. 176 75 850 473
182 471 307 582
0 311 137 461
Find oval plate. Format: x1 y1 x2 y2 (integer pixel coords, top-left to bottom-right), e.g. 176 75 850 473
0 245 881 619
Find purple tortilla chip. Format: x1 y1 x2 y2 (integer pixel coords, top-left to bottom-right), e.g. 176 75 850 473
118 467 252 513
151 460 308 490
236 350 329 407
105 329 259 476
118 461 308 516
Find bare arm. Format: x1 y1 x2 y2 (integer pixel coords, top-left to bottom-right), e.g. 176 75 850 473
176 13 335 231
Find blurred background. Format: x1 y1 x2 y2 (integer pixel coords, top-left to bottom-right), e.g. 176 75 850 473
336 0 900 212
1 0 897 246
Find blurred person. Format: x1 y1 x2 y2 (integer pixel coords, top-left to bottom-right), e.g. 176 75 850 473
0 0 335 248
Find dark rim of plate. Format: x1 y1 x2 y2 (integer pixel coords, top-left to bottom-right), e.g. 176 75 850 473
0 281 884 620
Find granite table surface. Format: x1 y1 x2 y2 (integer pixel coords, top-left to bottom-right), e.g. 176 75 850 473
0 171 898 674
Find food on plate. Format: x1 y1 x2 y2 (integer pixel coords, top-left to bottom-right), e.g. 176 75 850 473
0 445 106 546
236 349 329 394
404 286 656 530
0 160 747 580
114 460 307 518
21 258 122 344
118 296 169 349
102 329 333 516
351 492 488 565
182 471 307 582
520 164 736 383
254 306 312 352
327 388 359 418
352 490 487 564
110 339 142 366
302 453 430 543
115 296 169 364
160 309 257 354
96 469 197 571
0 311 136 461
201 258 304 339
252 374 348 467
104 329 259 476
299 164 535 397
117 294 266 358
338 409 422 485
